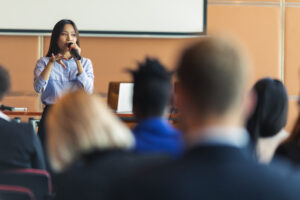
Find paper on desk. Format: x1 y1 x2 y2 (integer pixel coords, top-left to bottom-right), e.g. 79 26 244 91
117 83 133 113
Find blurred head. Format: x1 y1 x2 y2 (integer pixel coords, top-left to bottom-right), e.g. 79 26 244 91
176 37 250 132
46 19 80 57
47 90 135 172
129 58 173 120
247 78 288 143
0 65 10 101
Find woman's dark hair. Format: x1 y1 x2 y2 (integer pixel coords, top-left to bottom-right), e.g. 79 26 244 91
247 78 288 145
46 19 80 57
283 99 300 143
288 115 300 142
0 65 10 101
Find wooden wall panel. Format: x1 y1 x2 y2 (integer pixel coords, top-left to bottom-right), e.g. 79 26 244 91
0 36 40 111
286 0 300 3
0 36 39 93
284 7 300 96
286 100 299 134
207 5 281 84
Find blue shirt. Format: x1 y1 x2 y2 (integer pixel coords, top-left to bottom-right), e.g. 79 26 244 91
133 117 184 157
34 57 94 105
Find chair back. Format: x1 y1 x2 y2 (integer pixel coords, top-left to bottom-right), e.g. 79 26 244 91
0 169 52 200
0 184 35 200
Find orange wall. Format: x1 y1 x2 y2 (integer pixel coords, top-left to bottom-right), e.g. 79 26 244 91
0 1 298 132
0 36 40 111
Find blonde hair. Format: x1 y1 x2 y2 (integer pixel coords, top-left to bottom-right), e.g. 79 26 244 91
46 90 135 172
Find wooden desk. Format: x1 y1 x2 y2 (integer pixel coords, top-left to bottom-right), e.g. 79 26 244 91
3 111 137 122
3 111 179 129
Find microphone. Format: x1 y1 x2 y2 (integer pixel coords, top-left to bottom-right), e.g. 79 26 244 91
0 104 14 111
67 43 82 60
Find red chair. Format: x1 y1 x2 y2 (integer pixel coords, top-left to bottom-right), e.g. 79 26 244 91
9 169 52 193
0 184 35 200
0 169 52 200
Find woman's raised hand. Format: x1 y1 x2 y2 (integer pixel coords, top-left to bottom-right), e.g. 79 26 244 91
50 53 67 69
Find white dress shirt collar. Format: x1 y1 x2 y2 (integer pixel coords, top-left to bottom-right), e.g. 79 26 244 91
188 126 249 148
0 111 10 121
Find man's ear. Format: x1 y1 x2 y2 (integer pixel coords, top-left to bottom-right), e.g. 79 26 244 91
174 82 195 116
174 82 185 112
243 90 257 120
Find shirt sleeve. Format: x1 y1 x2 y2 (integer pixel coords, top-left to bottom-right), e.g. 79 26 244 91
33 58 48 93
76 58 94 94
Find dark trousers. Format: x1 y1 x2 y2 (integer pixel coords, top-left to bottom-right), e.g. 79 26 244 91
37 105 53 173
37 105 52 147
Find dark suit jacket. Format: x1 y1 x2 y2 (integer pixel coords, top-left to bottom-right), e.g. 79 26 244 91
0 118 46 170
53 150 171 200
110 145 300 200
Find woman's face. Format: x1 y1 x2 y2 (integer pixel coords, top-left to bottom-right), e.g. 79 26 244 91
57 24 77 53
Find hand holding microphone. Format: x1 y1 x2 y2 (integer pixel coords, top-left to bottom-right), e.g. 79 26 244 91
67 42 82 60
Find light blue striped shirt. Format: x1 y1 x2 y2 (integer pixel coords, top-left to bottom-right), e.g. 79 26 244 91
34 57 94 105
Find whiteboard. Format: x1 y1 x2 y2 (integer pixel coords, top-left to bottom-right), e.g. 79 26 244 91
0 0 206 36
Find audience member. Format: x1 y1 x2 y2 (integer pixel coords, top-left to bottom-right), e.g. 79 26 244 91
246 78 289 163
0 65 45 170
109 37 300 200
47 90 170 200
275 101 300 165
129 58 183 157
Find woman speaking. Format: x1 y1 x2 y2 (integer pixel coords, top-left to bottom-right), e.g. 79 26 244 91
34 19 94 148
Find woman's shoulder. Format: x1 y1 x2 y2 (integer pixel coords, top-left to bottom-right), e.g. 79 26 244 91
80 57 93 66
38 56 50 61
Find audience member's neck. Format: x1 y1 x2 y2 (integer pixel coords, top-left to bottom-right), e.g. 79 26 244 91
183 112 245 144
136 114 164 122
134 109 169 122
